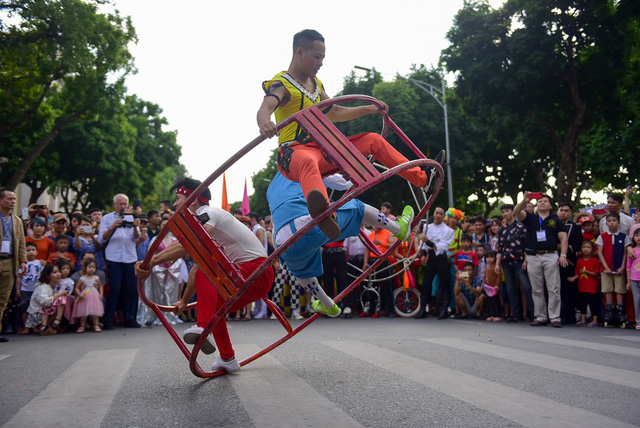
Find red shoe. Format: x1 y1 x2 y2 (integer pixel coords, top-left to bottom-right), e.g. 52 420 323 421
371 313 381 318
359 312 369 318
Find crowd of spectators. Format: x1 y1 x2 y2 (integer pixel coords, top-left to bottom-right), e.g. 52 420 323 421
0 186 639 343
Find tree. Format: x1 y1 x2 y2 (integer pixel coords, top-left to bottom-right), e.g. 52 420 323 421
0 0 136 190
41 96 185 212
441 0 640 204
249 149 278 218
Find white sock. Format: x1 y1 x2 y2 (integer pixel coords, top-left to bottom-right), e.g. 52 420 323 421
296 277 334 309
363 204 400 234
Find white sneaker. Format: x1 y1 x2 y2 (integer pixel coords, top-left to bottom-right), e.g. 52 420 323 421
211 357 241 373
343 307 352 316
269 313 277 320
183 325 217 355
291 310 303 320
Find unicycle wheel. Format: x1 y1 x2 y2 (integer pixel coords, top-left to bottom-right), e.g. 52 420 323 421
393 287 421 318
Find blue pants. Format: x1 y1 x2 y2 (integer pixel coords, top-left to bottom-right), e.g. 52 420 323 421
502 261 533 318
105 261 138 323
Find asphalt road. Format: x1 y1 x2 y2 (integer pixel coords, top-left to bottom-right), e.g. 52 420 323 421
1 317 639 427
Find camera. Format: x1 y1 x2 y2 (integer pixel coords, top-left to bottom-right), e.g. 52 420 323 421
117 212 136 228
81 225 93 234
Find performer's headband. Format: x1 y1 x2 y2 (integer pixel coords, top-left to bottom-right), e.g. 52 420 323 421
176 187 209 205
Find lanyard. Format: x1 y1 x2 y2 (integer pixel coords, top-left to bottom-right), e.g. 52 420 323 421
1 215 11 239
538 215 544 231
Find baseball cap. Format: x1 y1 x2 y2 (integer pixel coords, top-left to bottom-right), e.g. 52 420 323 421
53 213 68 223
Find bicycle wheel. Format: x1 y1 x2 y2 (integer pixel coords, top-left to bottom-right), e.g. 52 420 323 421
360 285 380 316
394 287 421 318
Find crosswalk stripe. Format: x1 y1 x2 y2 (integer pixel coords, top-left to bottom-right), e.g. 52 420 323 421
520 336 640 357
3 348 138 428
324 340 634 428
603 336 640 343
230 344 363 428
0 355 9 362
422 337 640 390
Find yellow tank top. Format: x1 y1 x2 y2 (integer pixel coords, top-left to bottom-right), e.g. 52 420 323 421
263 71 324 145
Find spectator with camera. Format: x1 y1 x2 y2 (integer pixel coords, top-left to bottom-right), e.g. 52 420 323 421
452 262 485 319
514 192 568 328
98 193 141 329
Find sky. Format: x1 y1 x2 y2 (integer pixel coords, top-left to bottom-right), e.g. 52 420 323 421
105 0 505 208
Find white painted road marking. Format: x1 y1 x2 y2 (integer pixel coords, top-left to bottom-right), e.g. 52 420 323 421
423 337 640 390
230 344 363 428
4 349 138 428
521 336 640 357
325 340 634 428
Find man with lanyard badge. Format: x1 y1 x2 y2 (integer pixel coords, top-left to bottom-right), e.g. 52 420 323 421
514 192 568 327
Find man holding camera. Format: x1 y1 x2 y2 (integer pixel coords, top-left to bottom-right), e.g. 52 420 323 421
99 193 141 329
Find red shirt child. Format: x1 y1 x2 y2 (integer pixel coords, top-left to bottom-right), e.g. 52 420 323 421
574 256 599 294
453 236 478 272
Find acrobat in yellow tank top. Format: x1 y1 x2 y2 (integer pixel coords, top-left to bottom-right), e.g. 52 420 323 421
263 71 324 145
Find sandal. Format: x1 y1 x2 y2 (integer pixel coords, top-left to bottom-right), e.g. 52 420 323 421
17 327 31 334
241 315 252 321
51 319 61 328
93 326 102 332
76 327 85 333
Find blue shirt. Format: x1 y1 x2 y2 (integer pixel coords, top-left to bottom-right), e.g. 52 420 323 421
98 212 138 263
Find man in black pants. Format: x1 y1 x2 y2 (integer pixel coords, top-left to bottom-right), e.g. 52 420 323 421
416 207 454 319
557 202 584 325
321 240 351 315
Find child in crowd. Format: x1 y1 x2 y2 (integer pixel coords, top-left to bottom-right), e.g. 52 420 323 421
569 241 600 327
74 216 105 272
25 217 55 262
626 228 640 330
72 258 104 333
54 259 76 324
483 250 502 321
579 215 596 242
475 245 487 284
488 219 501 251
25 264 69 335
596 213 631 327
16 242 45 333
47 235 76 267
453 234 479 273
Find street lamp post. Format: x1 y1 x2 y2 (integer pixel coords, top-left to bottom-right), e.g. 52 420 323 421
354 66 454 208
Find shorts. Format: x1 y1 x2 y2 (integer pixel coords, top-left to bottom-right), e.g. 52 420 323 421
461 293 482 316
278 199 364 278
601 272 626 294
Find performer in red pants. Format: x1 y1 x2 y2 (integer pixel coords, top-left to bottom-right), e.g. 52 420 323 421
257 29 440 240
135 177 274 373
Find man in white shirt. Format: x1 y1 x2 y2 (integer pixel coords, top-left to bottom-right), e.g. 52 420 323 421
416 206 454 319
136 178 274 374
98 193 141 329
599 193 635 235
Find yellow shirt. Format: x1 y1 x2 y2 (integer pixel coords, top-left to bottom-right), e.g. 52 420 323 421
263 71 324 145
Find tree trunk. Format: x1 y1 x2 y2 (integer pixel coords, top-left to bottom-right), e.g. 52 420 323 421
555 39 587 204
26 180 47 204
5 112 81 191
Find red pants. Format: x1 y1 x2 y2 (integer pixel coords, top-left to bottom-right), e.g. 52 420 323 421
280 132 427 202
195 258 274 360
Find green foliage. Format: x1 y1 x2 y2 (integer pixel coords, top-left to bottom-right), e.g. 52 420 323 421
42 96 184 212
0 1 185 213
249 149 278 218
0 0 137 189
441 0 640 204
